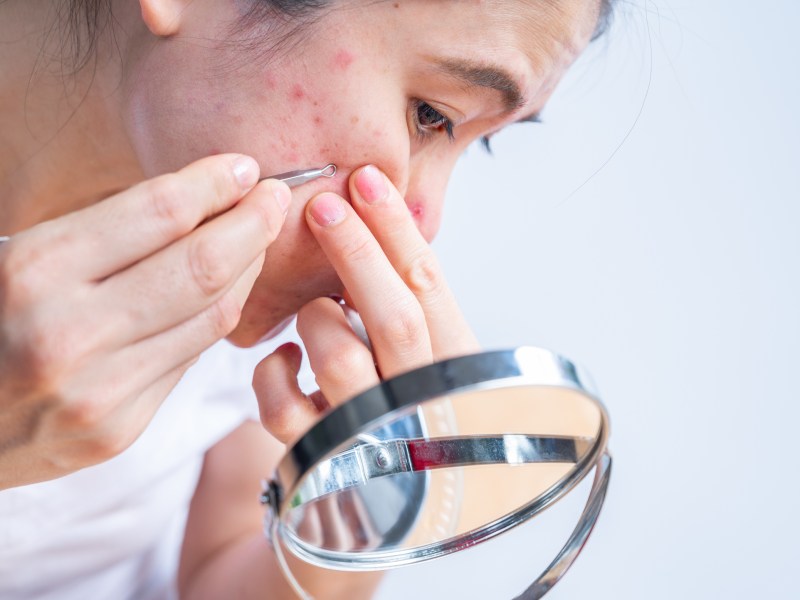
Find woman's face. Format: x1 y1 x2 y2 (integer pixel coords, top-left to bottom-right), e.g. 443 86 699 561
121 0 600 345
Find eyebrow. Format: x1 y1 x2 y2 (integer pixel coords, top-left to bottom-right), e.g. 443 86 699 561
432 58 529 114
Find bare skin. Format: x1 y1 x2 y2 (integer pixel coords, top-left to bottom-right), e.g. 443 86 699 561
0 0 602 597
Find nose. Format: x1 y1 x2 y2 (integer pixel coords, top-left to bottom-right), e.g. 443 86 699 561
395 151 461 243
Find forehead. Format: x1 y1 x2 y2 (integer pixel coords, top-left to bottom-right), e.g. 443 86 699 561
379 0 603 109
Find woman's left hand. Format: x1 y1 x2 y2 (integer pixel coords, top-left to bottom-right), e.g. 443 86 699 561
254 164 479 444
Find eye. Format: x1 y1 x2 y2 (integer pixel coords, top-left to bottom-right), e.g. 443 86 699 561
412 101 455 141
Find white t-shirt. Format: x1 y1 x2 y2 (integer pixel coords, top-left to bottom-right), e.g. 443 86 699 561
0 327 310 600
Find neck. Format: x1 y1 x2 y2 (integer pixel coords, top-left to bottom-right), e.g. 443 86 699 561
0 1 144 234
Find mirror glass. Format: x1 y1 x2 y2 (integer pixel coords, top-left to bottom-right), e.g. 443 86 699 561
277 382 604 570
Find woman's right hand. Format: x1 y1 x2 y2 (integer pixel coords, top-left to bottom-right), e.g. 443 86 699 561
0 154 290 490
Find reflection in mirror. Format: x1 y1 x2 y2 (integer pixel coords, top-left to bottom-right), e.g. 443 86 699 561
283 385 602 563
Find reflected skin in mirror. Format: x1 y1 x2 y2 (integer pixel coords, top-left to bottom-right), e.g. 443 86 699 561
117 0 602 345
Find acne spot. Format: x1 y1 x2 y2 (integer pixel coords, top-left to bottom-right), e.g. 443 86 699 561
350 115 360 125
208 148 221 156
333 49 355 71
214 101 226 113
313 115 323 125
290 84 306 101
264 72 277 89
232 115 244 125
408 202 425 222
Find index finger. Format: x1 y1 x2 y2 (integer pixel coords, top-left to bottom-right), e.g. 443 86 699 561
347 166 479 360
51 154 261 280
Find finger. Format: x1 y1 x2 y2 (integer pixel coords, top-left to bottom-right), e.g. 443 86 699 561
70 252 265 407
97 179 289 347
306 193 432 379
253 342 324 445
87 358 193 463
296 298 380 406
50 154 263 280
349 166 479 359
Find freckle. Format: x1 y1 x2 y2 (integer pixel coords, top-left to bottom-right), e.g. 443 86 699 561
290 84 305 101
350 115 359 125
333 49 355 71
312 100 319 107
393 2 399 7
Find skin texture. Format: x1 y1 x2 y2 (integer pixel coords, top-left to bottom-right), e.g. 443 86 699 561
0 0 602 597
122 0 599 346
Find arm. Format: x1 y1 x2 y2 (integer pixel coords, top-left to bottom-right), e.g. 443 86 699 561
179 420 382 600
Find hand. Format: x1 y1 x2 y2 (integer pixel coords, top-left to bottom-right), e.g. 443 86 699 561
0 154 290 489
254 164 479 445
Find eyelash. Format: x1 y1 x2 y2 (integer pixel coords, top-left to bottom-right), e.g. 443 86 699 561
480 115 543 156
412 100 456 142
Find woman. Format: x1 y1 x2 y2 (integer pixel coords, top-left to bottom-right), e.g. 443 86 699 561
0 0 611 598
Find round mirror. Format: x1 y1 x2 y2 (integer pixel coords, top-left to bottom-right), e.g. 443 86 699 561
262 347 611 598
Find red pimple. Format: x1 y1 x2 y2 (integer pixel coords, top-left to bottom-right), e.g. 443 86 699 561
264 72 277 89
333 49 355 70
290 84 306 101
408 201 425 223
313 115 323 125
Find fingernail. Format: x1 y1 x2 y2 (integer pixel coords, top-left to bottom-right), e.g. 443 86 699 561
309 193 346 226
233 156 259 189
273 182 291 214
355 165 388 204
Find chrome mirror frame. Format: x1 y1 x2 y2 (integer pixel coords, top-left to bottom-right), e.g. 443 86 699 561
262 347 612 599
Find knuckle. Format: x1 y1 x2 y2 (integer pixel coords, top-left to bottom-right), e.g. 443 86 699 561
145 175 194 234
340 236 375 264
317 344 373 388
17 321 80 387
403 252 443 298
80 428 131 463
188 237 234 296
381 303 426 351
208 293 243 337
1 247 47 306
260 405 297 444
58 394 108 432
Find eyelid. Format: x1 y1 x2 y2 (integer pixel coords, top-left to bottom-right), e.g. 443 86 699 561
410 99 461 142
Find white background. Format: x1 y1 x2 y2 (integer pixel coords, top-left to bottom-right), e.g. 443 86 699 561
378 1 799 598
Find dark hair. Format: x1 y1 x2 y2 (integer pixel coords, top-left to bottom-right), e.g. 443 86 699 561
64 0 615 69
